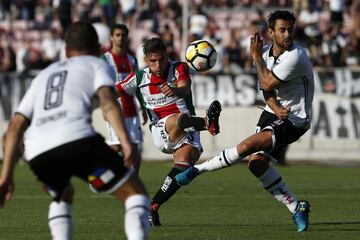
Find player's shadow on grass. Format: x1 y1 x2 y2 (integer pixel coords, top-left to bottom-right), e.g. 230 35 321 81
311 221 360 225
310 221 360 231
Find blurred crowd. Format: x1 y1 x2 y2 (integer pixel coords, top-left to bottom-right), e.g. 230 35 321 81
0 0 359 73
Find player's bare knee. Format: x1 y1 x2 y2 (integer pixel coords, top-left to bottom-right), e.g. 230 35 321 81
237 141 253 156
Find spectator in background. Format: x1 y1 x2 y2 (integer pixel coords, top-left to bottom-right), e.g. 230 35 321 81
0 37 16 72
0 0 11 19
137 0 160 33
350 0 360 66
329 0 345 26
240 21 260 71
223 28 246 74
23 45 46 70
298 3 322 65
321 25 348 67
161 26 179 61
119 0 136 28
16 0 36 20
98 0 116 27
57 0 72 32
189 5 208 38
40 29 63 65
34 0 53 29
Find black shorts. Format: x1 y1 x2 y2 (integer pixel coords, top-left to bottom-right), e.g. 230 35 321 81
29 134 131 201
256 111 308 160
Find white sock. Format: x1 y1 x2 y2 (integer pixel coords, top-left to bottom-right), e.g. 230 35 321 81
48 201 73 240
258 166 298 214
195 147 240 172
124 194 150 240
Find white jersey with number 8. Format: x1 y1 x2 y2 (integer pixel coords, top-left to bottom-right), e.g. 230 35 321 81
16 56 116 160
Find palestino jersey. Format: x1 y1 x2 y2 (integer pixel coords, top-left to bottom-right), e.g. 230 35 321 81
16 56 116 160
116 61 196 123
262 43 314 129
102 51 138 117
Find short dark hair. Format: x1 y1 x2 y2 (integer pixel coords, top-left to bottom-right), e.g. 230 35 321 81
111 24 129 36
267 11 296 30
143 37 167 56
65 21 99 52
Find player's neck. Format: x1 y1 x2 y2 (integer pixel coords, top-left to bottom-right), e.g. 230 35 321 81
272 45 286 58
111 46 126 56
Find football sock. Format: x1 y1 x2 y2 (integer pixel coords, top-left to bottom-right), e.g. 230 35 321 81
151 164 189 208
258 166 298 214
176 113 206 132
48 201 73 240
124 194 150 240
195 147 241 172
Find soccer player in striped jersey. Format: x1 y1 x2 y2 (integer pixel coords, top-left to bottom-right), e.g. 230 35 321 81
102 24 148 173
116 37 221 226
0 22 150 240
176 11 313 232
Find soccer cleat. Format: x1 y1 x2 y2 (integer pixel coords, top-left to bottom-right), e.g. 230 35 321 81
148 209 161 226
293 200 310 232
175 166 199 185
206 100 222 135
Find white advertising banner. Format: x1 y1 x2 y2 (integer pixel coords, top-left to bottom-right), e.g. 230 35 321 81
1 70 360 163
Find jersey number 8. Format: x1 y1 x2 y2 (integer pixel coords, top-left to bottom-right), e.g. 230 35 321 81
44 71 67 110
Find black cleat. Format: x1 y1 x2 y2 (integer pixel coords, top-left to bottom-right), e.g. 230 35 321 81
148 209 161 226
206 100 222 135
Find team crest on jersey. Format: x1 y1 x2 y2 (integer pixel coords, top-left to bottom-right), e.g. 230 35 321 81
272 119 284 127
88 167 115 189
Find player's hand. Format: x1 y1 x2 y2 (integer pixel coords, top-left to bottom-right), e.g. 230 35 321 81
274 106 290 120
159 83 176 97
121 143 140 168
250 31 263 62
0 177 14 208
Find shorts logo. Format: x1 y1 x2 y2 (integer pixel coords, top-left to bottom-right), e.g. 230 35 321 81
88 167 115 189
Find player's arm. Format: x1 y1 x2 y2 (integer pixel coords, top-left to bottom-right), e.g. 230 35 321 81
139 104 148 125
97 86 137 167
159 63 192 98
250 31 281 91
159 79 191 98
263 91 290 120
0 114 29 208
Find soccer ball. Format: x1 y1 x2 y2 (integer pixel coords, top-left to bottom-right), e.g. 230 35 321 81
185 40 217 72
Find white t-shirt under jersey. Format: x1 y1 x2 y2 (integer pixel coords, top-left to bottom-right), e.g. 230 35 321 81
16 55 116 160
262 43 314 128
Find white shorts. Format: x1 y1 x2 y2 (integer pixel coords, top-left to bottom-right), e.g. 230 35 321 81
150 114 203 154
106 116 143 145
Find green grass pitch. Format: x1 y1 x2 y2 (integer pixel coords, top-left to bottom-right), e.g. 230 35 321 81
0 161 359 240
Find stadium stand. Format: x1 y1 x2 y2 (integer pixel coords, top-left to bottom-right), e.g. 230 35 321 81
1 0 360 73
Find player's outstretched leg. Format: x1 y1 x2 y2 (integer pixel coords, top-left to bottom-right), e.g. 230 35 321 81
176 147 240 185
293 200 310 232
149 164 190 226
206 100 222 135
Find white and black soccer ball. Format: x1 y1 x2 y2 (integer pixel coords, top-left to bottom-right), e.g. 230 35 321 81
185 40 217 72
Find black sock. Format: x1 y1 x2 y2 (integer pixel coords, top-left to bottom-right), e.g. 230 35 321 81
177 113 206 132
151 166 187 209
